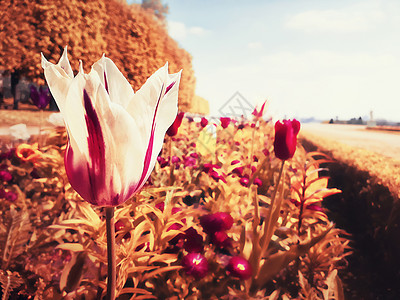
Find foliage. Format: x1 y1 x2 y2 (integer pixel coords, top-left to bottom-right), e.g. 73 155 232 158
0 117 350 299
141 0 169 21
0 0 195 112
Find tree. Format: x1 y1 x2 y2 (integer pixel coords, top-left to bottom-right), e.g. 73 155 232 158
0 0 195 112
141 0 169 22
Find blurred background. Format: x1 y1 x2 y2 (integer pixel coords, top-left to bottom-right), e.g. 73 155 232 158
2 0 400 124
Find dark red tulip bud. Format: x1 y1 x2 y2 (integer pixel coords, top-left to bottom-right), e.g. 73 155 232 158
182 253 209 279
227 256 252 280
157 156 170 168
200 117 208 128
220 117 231 129
254 178 262 187
211 231 232 249
239 177 250 187
200 212 233 234
115 220 125 231
5 191 17 202
0 170 12 182
273 119 300 160
232 167 243 177
184 227 204 253
171 156 181 164
167 112 185 136
203 163 220 173
251 166 257 174
190 152 198 159
184 156 197 167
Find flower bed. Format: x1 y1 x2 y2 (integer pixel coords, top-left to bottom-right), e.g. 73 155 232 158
0 117 350 299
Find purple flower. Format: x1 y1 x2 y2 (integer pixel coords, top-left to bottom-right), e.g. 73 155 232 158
227 256 252 280
181 253 209 279
30 85 51 109
42 47 181 207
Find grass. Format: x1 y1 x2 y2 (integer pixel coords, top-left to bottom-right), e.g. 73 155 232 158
300 132 400 199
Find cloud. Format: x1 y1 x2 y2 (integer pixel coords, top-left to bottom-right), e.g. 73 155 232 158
168 21 208 41
247 42 263 50
285 7 384 33
198 50 400 120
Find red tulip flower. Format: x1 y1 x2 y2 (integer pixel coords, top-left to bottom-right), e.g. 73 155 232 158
220 117 231 129
252 100 267 118
200 117 208 128
167 112 185 136
273 119 300 161
227 256 252 280
181 253 209 279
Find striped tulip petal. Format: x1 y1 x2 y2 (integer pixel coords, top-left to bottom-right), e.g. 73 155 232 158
42 48 180 206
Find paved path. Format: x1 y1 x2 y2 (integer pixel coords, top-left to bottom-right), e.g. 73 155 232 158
301 123 400 161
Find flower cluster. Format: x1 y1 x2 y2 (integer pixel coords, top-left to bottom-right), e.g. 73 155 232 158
180 211 252 281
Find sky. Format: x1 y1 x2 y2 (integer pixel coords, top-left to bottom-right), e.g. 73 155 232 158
161 0 400 121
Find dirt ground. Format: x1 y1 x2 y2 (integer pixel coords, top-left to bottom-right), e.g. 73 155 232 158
301 123 400 162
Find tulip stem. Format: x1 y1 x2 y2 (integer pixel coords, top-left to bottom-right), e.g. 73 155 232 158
38 109 43 149
105 206 116 300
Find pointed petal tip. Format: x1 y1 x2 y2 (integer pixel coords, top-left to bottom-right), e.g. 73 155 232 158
41 52 51 69
60 46 68 59
79 60 84 74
